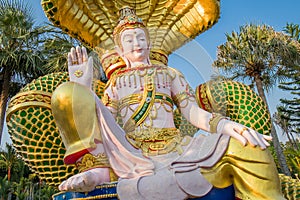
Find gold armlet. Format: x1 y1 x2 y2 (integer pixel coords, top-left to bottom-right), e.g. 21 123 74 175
102 93 118 110
76 153 110 172
173 92 195 108
209 113 227 134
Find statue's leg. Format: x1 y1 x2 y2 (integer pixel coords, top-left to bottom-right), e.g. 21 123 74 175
51 82 117 189
201 138 285 200
51 82 102 163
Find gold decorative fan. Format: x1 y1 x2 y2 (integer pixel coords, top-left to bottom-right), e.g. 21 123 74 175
41 0 220 55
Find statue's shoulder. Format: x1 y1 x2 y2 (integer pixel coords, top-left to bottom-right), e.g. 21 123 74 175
165 66 185 80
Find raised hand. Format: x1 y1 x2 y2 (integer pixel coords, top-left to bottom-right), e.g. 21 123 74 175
218 119 272 149
68 46 93 89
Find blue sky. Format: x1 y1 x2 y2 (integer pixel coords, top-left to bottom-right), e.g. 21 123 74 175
2 1 299 146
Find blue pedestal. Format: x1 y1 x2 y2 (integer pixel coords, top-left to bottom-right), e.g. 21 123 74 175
53 182 235 200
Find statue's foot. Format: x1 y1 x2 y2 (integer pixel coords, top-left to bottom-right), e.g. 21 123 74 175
59 168 111 192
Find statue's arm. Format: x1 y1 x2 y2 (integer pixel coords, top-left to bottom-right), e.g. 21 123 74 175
170 67 271 149
170 67 212 132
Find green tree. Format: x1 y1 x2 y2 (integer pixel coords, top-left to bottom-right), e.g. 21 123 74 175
284 23 300 42
0 0 82 144
282 142 300 177
0 175 12 200
274 105 299 150
213 24 300 176
0 0 47 144
12 177 30 200
35 182 58 200
0 143 19 181
40 27 82 73
278 23 300 137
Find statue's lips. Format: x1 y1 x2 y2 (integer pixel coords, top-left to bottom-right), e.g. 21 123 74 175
132 48 143 53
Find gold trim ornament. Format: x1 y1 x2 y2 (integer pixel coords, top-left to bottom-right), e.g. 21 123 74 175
74 70 84 78
113 6 145 36
76 153 110 172
113 6 150 49
209 112 228 134
126 127 189 156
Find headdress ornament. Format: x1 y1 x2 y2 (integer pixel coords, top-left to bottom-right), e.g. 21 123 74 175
113 6 146 37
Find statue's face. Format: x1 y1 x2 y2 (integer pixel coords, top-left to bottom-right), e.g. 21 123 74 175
120 28 150 63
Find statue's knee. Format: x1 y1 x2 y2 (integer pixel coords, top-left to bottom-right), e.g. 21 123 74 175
51 82 93 111
52 82 75 108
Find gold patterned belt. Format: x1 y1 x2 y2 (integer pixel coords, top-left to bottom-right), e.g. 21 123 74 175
119 92 173 111
126 127 189 156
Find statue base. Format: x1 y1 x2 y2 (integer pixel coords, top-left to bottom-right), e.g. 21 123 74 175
52 182 236 200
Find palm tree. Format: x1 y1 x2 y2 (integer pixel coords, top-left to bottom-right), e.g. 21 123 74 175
0 0 82 144
0 0 48 144
0 143 19 181
40 26 82 73
284 23 300 42
213 24 300 176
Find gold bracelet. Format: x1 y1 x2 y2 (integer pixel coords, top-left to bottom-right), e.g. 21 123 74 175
209 112 227 133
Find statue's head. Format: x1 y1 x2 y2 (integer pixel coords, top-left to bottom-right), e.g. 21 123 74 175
113 7 151 65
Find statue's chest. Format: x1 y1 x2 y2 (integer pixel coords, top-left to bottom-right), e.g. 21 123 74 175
113 66 174 98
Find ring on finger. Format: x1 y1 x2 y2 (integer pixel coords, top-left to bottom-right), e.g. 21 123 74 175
82 58 88 62
72 60 79 65
239 127 248 135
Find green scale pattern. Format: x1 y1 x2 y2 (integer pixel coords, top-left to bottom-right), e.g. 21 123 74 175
6 72 105 186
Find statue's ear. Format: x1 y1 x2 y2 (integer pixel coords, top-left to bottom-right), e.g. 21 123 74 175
114 45 123 57
114 45 130 67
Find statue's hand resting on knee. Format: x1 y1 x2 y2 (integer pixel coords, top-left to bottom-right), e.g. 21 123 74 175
68 46 93 89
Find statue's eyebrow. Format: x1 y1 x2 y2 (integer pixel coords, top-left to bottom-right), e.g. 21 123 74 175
122 34 133 40
136 32 145 37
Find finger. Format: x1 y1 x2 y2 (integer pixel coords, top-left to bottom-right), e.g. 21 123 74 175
243 129 259 147
70 47 78 65
236 127 258 147
256 133 269 148
68 52 73 66
233 128 248 146
82 47 88 63
261 135 272 147
76 46 83 64
262 138 270 147
248 129 266 149
263 135 272 141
